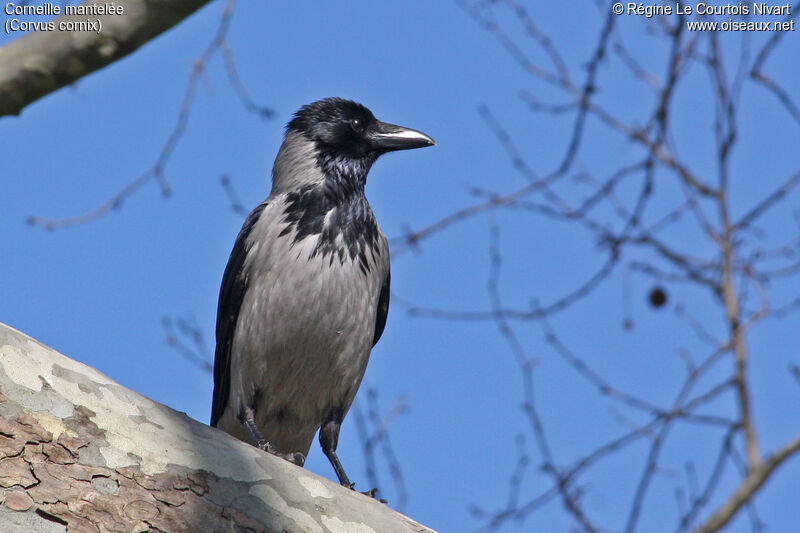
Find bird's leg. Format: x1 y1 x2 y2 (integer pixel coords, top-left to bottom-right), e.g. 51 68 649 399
319 411 352 488
242 406 269 448
320 409 385 501
242 407 305 466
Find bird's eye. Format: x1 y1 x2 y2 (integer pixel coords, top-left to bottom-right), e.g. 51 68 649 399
350 118 363 133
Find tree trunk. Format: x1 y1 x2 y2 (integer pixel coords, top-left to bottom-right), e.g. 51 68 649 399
0 322 435 533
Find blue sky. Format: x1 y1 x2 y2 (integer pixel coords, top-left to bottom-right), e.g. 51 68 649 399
2 2 799 532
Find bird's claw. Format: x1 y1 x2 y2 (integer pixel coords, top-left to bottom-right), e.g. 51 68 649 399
257 440 305 466
356 486 388 504
284 452 306 466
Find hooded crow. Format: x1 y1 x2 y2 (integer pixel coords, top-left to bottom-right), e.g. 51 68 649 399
211 97 434 490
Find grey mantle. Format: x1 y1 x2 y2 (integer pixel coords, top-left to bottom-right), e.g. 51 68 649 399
0 322 436 533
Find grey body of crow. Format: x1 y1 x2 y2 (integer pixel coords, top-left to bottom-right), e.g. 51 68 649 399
213 131 389 460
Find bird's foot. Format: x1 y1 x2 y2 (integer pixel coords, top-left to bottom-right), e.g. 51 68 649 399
346 484 387 504
361 487 387 503
281 451 306 466
256 440 305 466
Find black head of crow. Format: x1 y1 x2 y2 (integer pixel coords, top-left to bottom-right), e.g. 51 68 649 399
289 97 434 159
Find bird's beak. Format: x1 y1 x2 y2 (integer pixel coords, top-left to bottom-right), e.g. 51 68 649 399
369 121 436 153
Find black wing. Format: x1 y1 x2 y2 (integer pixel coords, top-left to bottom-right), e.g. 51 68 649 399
372 269 390 347
210 202 268 426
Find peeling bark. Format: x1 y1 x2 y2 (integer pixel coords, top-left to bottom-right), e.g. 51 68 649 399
0 322 435 533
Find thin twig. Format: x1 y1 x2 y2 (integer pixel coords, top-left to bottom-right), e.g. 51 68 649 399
28 0 271 230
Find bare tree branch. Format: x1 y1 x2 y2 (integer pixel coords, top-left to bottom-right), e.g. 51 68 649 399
0 0 214 117
749 2 800 125
433 3 800 531
26 0 272 230
353 389 409 511
692 436 800 533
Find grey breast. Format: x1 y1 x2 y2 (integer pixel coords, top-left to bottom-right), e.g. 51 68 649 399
227 197 389 454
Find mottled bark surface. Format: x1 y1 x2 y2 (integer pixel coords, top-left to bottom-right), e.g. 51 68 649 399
0 322 435 533
0 0 213 117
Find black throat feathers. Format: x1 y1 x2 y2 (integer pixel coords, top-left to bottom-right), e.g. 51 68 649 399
279 153 381 275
